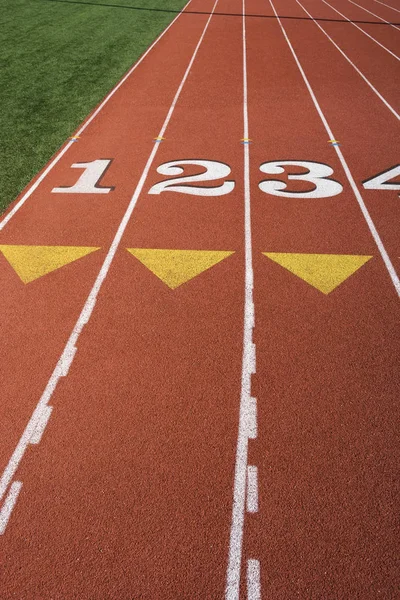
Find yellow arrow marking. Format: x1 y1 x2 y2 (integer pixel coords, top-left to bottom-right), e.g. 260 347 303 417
126 249 234 289
263 252 372 294
0 245 100 283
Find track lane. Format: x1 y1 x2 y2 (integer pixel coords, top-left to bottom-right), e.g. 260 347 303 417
0 0 213 477
342 0 400 32
289 0 400 114
315 0 400 55
269 0 400 255
244 0 400 596
1 1 249 597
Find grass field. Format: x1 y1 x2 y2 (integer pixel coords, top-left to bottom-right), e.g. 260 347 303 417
0 0 187 214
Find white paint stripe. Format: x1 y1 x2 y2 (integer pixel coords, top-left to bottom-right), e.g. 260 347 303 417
247 397 257 440
0 0 193 231
295 0 400 121
320 0 400 60
247 559 261 600
0 0 220 514
269 0 400 297
30 406 53 445
246 466 258 513
225 1 256 598
348 0 400 32
0 482 23 535
374 0 400 14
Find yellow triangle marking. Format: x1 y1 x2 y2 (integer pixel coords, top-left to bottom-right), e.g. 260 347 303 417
0 245 100 283
263 252 372 294
126 249 234 289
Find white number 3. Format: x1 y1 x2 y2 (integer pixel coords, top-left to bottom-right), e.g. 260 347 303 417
259 160 343 198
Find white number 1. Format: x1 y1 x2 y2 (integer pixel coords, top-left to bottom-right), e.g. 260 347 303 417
52 159 114 194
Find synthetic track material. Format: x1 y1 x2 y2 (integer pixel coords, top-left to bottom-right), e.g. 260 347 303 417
1 0 399 598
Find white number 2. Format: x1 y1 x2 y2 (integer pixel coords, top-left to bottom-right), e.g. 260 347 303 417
259 160 343 198
52 159 114 194
148 160 235 196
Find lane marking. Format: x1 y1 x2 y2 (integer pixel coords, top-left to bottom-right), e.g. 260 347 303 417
295 0 400 121
321 0 400 60
0 245 100 284
0 0 220 533
126 248 234 289
226 1 256 598
263 252 373 294
0 0 193 231
29 406 53 445
0 482 23 536
269 0 400 297
247 396 257 440
247 559 261 600
246 466 258 513
348 0 400 32
373 0 400 14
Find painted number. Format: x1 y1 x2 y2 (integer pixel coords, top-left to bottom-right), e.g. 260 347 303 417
259 160 343 198
148 160 235 196
52 159 114 194
362 165 400 194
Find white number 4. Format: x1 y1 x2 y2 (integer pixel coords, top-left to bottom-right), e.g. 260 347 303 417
362 165 400 194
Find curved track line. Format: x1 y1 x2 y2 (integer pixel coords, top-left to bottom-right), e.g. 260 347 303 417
374 0 400 13
348 0 400 31
295 0 400 120
0 0 220 531
0 0 193 232
225 1 256 598
320 0 400 59
267 0 400 293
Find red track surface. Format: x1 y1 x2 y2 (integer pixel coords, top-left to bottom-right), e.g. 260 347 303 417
1 0 399 598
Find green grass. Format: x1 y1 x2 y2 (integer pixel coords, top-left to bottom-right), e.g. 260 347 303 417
0 0 187 213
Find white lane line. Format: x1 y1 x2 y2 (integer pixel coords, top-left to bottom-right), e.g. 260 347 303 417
0 0 220 532
373 0 400 14
348 0 400 32
225 1 257 598
295 0 400 121
0 482 23 535
320 0 400 60
0 0 193 231
269 0 400 297
247 559 261 600
246 466 259 513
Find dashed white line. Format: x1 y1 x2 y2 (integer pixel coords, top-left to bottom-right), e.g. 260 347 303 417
246 466 259 513
0 0 193 231
0 0 220 534
320 0 400 60
29 406 53 445
269 0 400 297
247 559 261 600
247 396 258 440
225 0 257 598
295 0 400 120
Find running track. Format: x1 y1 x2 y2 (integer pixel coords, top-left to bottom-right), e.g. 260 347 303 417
1 0 399 597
